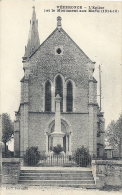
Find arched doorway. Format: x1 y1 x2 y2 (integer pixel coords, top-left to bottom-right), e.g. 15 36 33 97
46 119 71 154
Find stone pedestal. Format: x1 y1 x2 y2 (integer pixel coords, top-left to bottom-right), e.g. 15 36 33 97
51 132 65 147
50 94 65 147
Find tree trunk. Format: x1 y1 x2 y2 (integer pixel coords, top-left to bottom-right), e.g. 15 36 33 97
4 142 7 157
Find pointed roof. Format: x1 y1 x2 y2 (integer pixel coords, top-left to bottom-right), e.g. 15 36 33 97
27 17 95 64
23 6 40 61
28 29 94 65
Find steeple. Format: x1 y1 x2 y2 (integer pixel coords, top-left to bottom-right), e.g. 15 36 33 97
23 6 40 61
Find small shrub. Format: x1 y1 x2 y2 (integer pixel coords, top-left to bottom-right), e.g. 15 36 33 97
73 146 91 167
24 146 40 166
40 153 47 160
52 144 64 154
2 150 14 158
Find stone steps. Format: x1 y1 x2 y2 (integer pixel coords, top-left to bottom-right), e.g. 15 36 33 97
19 179 95 184
21 170 91 173
20 172 93 176
18 169 96 188
19 176 93 180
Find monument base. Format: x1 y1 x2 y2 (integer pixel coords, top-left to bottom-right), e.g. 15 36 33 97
51 131 65 147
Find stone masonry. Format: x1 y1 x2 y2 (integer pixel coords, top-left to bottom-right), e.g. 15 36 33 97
14 7 105 157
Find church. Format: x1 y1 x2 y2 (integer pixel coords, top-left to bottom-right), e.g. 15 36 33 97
14 6 105 158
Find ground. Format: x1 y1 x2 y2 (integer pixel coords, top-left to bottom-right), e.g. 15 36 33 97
1 185 122 195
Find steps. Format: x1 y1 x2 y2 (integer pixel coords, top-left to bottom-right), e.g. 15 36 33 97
18 168 96 188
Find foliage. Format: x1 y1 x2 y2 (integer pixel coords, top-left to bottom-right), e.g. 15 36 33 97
105 114 122 157
51 144 64 154
24 146 41 166
2 113 14 155
73 146 91 167
40 153 47 160
2 150 14 158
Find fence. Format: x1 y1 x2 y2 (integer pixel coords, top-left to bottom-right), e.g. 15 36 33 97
23 154 91 167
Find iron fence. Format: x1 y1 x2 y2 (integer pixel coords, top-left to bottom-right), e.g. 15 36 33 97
23 154 92 167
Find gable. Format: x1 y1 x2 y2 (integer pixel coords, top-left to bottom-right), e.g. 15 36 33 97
29 28 93 63
27 28 94 85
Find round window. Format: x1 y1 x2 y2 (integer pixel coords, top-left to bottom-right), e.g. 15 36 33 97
56 48 62 54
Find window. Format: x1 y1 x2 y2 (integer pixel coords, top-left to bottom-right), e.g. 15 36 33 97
55 46 63 55
67 81 73 112
55 75 63 112
97 148 100 158
45 81 51 111
56 48 62 54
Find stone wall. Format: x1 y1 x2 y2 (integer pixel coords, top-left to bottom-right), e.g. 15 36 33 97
2 158 20 184
92 160 122 188
28 112 89 154
25 28 91 113
15 23 104 157
14 120 20 157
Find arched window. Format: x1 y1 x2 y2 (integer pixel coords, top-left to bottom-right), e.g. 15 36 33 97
55 75 63 112
45 81 51 111
67 81 73 112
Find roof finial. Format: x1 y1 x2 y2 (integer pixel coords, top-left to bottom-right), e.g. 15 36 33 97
32 0 35 9
32 0 35 7
57 16 62 29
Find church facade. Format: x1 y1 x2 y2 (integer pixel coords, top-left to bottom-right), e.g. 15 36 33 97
14 7 105 158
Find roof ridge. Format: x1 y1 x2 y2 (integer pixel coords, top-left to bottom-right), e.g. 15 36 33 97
61 28 94 64
26 27 95 64
27 28 58 60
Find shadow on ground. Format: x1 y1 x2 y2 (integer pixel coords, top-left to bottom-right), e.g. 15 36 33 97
100 185 122 191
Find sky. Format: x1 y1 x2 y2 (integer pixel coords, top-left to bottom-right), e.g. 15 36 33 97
0 1 122 128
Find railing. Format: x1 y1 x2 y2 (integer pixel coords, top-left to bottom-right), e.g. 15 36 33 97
23 154 92 167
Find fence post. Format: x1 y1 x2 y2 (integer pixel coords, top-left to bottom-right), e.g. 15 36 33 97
51 155 52 166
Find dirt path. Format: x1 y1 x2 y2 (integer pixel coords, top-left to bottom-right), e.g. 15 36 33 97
1 186 122 195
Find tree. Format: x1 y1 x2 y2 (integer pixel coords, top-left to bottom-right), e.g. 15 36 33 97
106 114 122 158
51 144 64 154
2 113 14 156
24 147 41 166
73 146 91 167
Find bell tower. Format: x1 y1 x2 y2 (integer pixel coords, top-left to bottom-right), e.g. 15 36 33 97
22 6 40 61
